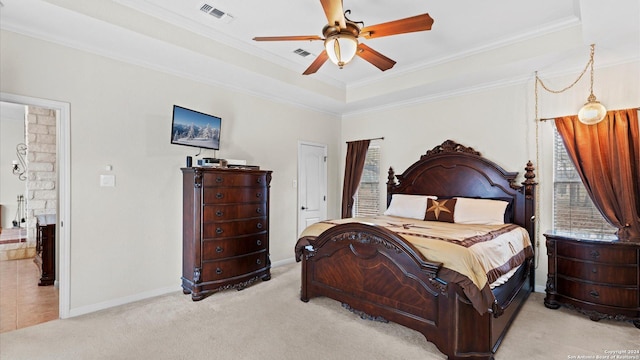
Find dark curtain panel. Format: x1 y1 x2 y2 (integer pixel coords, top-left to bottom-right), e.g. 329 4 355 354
341 140 371 218
555 108 640 240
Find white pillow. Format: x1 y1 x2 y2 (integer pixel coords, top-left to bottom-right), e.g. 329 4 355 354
453 197 509 225
383 194 437 220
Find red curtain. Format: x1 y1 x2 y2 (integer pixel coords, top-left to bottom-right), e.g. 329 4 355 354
555 108 640 240
341 140 370 218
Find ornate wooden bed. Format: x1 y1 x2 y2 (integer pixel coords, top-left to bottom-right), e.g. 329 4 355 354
296 140 537 360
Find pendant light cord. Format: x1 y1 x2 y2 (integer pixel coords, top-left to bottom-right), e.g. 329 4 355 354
535 44 594 96
532 44 597 270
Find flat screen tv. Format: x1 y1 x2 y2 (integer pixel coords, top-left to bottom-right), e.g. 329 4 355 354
171 105 221 150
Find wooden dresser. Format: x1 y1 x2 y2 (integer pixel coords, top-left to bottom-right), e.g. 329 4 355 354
544 231 640 328
181 167 272 301
34 214 56 286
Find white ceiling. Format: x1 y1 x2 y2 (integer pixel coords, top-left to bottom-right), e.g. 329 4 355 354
1 0 639 116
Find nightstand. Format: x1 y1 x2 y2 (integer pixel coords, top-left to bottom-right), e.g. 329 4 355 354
544 230 639 328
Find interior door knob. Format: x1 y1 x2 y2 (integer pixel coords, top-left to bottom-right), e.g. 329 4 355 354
301 206 307 210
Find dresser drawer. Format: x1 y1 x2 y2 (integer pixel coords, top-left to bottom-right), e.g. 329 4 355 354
203 234 267 260
557 277 638 308
203 187 266 204
557 258 638 286
556 241 637 264
203 218 267 238
203 172 268 187
202 252 268 281
203 203 266 220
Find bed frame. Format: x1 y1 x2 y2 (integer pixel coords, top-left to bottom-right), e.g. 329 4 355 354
299 140 537 360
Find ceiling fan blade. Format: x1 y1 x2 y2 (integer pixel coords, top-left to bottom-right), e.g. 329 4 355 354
303 50 329 75
253 35 323 42
356 43 396 71
320 0 346 28
360 13 434 39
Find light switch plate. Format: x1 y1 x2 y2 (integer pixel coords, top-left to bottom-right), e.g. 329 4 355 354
100 174 115 187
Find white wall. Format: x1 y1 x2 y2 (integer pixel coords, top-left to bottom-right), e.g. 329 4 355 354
0 103 26 229
2 24 638 314
342 60 640 291
0 29 341 312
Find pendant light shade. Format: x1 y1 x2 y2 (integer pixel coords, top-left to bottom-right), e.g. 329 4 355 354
578 95 607 125
577 44 606 125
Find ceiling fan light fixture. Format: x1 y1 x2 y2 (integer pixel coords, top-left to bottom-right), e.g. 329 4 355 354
324 33 358 68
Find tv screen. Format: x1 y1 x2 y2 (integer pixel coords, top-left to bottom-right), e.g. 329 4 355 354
171 105 221 150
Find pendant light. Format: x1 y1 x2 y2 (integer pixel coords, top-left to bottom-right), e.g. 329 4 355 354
535 44 607 126
577 44 607 125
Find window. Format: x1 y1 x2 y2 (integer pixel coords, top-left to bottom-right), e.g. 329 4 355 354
553 128 616 235
354 145 380 217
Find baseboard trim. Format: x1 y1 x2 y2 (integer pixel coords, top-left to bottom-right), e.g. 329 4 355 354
67 258 298 318
271 257 296 268
68 285 180 318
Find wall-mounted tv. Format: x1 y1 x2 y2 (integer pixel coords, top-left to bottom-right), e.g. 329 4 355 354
171 105 221 150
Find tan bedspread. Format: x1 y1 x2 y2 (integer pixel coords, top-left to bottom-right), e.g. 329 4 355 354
296 215 533 314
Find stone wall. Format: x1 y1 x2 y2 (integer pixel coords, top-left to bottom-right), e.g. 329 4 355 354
26 106 57 242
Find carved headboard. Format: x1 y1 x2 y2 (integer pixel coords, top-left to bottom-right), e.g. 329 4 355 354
386 140 537 238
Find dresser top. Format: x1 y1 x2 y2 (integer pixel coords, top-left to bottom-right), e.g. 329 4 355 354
181 166 271 174
36 214 56 226
544 230 640 246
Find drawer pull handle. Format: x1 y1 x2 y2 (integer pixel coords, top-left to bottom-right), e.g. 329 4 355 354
589 290 599 298
256 208 263 214
216 228 223 234
590 250 600 259
256 240 262 246
591 267 598 273
216 193 224 199
256 192 262 198
216 177 223 183
216 246 223 253
256 259 262 265
216 210 224 217
257 178 263 184
256 223 263 229
216 268 223 275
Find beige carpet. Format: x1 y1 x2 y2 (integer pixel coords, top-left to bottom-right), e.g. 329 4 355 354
0 262 637 360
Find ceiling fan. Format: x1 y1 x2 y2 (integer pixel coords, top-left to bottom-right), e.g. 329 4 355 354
253 0 434 75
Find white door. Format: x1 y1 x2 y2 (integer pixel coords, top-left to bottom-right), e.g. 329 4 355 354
297 142 327 236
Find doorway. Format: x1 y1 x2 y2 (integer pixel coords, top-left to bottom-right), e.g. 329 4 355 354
297 141 328 237
0 93 70 322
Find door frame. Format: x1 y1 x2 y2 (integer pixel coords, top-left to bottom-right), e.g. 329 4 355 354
1 92 71 319
297 141 328 237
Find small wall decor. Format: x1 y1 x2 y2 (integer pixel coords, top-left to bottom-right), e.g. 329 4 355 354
11 143 27 181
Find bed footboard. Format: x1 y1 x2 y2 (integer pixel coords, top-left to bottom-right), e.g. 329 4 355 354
299 222 532 360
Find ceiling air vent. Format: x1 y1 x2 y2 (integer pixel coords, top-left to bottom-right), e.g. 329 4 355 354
294 49 312 57
199 3 234 22
200 4 214 13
